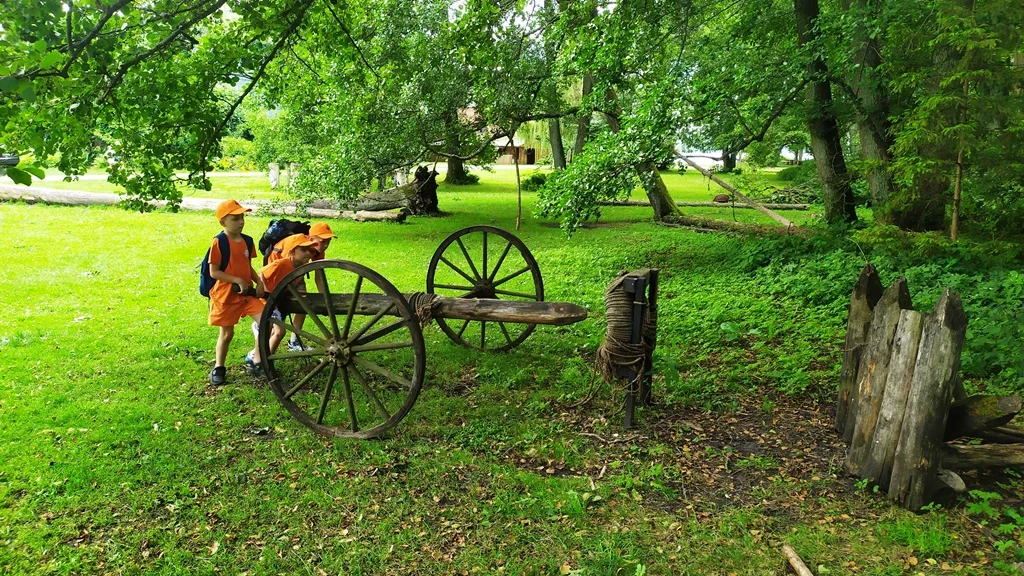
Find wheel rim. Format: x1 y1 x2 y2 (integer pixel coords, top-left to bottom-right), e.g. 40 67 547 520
426 225 544 351
259 260 426 439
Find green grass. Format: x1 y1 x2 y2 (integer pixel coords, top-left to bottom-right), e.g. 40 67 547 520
1 170 1022 574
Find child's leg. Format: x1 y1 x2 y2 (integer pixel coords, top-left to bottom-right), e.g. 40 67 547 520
293 313 306 336
215 325 234 367
248 312 264 363
269 325 286 354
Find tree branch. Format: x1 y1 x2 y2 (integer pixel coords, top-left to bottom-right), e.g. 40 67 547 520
325 1 381 81
723 78 808 154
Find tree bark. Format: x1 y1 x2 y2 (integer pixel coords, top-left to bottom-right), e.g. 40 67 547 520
846 278 913 473
836 264 885 437
722 152 737 172
941 443 1024 470
888 289 968 511
446 155 469 184
549 119 566 169
794 0 857 224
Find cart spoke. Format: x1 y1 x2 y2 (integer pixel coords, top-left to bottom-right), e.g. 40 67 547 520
457 319 470 338
482 231 488 280
350 364 391 420
315 363 339 425
492 265 532 288
284 357 331 399
341 366 358 432
351 315 403 347
269 317 328 347
321 272 340 338
487 241 514 282
498 322 513 345
287 285 332 338
268 348 325 361
351 355 413 390
455 237 482 280
480 321 486 348
493 288 537 299
439 256 477 285
342 276 363 340
350 340 413 353
433 283 474 292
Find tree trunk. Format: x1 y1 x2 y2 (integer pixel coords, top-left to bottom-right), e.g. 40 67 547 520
722 152 737 172
549 119 566 170
446 155 469 184
794 0 857 224
572 74 595 161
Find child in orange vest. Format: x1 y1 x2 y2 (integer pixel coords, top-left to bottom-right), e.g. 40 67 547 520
208 200 265 386
265 222 338 351
245 234 318 369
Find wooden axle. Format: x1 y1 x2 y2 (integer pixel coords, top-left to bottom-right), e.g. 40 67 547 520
275 292 588 326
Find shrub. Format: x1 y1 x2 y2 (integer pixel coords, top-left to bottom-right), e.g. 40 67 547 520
777 160 817 182
216 137 257 171
521 172 547 191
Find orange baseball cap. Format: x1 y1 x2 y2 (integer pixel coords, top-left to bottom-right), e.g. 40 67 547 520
309 222 337 239
281 234 317 256
215 199 252 220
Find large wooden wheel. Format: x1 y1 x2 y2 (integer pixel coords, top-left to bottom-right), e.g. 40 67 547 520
426 225 544 351
258 260 426 439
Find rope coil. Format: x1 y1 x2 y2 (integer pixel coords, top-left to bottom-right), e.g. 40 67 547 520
405 292 442 325
596 271 658 389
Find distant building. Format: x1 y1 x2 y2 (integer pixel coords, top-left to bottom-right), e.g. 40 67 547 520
493 136 535 165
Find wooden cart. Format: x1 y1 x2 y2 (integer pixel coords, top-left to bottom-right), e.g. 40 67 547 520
254 226 588 439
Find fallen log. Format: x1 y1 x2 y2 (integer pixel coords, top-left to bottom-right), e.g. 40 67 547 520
978 425 1024 444
835 264 884 437
598 200 810 210
679 157 796 229
660 215 803 235
0 185 407 222
941 443 1024 470
944 395 1023 441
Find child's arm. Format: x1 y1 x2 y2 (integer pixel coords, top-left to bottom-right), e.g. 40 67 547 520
210 263 249 293
252 266 266 298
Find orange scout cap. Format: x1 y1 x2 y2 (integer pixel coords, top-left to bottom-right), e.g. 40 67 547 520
309 222 338 239
281 234 317 257
215 199 252 220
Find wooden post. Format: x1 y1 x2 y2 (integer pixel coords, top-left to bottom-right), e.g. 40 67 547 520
860 309 924 487
888 289 968 511
269 163 280 189
836 264 884 437
845 278 912 475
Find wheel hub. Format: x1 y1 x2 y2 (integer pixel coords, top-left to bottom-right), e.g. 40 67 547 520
473 279 495 299
325 343 350 364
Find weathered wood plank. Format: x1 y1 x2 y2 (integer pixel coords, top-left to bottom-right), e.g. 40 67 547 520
276 293 589 326
941 443 1024 470
846 278 912 475
944 395 1023 441
888 289 968 511
861 309 924 488
836 264 885 437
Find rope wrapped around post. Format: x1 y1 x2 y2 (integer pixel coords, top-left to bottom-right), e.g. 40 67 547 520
405 292 442 325
595 271 658 388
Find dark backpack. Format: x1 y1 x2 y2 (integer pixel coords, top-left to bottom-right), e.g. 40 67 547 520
199 232 255 297
259 218 311 264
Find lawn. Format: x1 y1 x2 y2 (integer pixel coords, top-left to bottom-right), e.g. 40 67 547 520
2 171 1022 574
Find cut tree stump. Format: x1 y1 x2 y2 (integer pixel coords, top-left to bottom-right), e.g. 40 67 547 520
944 395 1023 441
888 289 968 511
845 278 912 475
836 264 884 438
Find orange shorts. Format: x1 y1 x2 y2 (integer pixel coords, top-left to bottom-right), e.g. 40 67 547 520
208 295 265 327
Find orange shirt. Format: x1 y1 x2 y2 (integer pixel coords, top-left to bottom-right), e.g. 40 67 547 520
208 234 255 305
267 234 325 263
261 257 299 294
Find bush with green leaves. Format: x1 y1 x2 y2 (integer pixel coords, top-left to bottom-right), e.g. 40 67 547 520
521 172 547 191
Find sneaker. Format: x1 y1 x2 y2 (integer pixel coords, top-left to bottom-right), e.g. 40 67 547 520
244 351 263 377
209 366 226 386
287 338 312 352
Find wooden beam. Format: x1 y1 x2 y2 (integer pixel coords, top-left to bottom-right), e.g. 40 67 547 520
836 264 884 437
678 157 796 229
276 293 589 326
941 443 1024 470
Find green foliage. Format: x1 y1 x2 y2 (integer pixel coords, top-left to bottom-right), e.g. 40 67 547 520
215 137 257 171
520 172 548 192
777 161 818 183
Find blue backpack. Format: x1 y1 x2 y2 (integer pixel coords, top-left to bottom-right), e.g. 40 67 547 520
200 232 255 297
